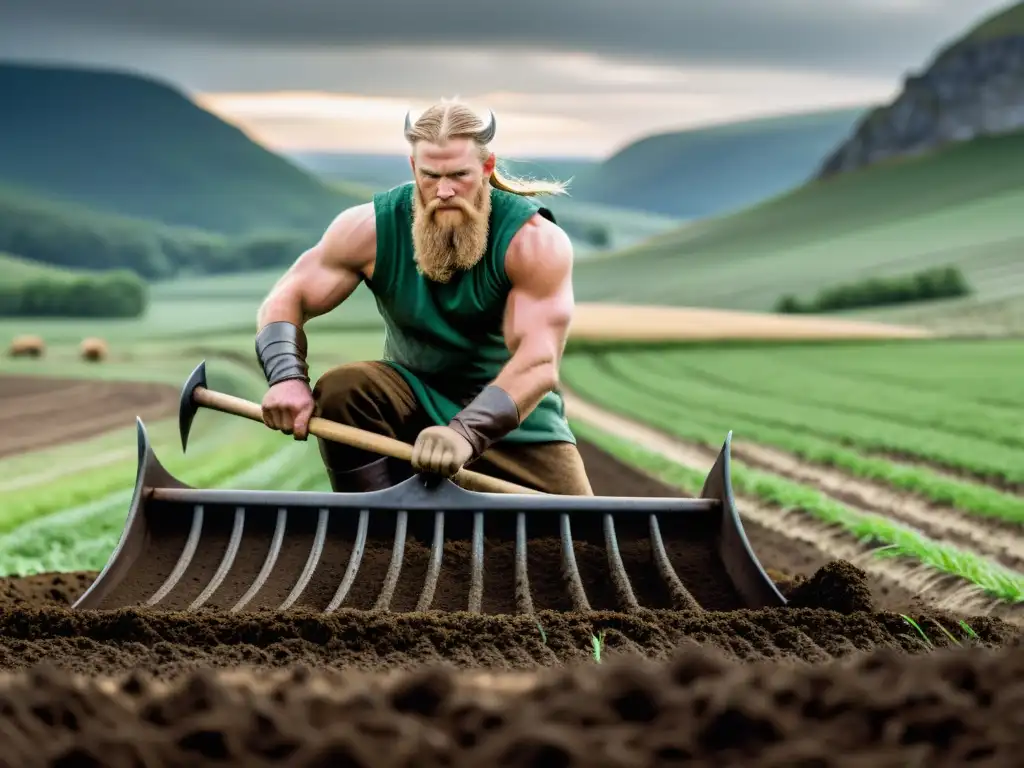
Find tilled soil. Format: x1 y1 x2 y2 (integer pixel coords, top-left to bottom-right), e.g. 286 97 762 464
1 631 1023 766
1 438 1022 764
0 375 179 459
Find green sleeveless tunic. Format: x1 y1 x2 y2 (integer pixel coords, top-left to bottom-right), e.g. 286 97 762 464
367 182 575 445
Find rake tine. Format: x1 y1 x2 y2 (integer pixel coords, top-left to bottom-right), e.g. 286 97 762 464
468 511 485 613
560 514 591 612
278 508 328 611
373 510 409 611
603 513 639 611
145 505 203 607
189 506 245 611
230 508 287 613
414 511 445 612
649 514 702 612
323 509 369 613
514 511 534 615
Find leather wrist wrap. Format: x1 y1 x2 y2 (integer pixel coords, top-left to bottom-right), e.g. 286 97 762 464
255 321 310 386
448 385 521 459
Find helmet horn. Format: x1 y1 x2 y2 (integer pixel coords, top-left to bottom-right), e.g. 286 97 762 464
404 110 414 140
477 110 496 144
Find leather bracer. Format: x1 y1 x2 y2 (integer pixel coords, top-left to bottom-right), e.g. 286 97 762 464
448 385 521 459
255 321 310 386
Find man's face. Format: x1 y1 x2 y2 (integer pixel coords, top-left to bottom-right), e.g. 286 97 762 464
410 138 495 283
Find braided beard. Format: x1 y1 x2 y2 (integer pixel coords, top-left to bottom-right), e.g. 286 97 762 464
412 183 492 283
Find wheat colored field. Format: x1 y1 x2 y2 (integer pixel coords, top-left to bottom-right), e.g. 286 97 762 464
570 303 936 341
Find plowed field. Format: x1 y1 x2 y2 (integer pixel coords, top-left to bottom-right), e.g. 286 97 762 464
0 375 179 459
1 440 1022 766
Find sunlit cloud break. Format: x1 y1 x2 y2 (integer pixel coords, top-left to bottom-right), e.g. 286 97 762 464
196 66 898 157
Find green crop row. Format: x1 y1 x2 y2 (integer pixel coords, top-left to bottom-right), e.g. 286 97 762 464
0 413 280 535
630 347 1022 449
570 419 1024 605
755 340 1023 408
561 354 1024 525
572 351 1023 487
0 438 330 576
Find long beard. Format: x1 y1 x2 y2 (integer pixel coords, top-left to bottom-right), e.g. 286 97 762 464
412 183 492 283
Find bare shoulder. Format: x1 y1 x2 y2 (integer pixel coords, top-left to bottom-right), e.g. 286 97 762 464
505 212 574 285
320 202 377 271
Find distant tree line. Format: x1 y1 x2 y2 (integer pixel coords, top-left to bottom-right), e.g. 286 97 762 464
0 270 148 318
774 266 971 314
0 189 319 281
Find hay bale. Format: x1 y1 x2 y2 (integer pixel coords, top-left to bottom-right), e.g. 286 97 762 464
7 335 45 358
80 337 109 362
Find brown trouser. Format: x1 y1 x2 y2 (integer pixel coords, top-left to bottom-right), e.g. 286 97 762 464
311 361 594 495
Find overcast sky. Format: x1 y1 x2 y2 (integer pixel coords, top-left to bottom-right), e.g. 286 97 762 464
1 0 1013 156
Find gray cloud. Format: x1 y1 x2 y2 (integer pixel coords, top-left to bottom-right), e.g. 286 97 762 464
2 0 1013 83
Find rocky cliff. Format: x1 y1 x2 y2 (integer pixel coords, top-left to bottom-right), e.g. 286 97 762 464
815 34 1024 178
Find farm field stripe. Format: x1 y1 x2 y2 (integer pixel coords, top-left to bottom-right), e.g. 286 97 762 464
0 439 324 576
711 409 1024 524
0 415 223 493
570 412 1022 624
586 351 1024 489
604 351 1024 488
632 349 1024 450
562 354 1024 522
726 440 1024 571
572 360 1024 566
776 344 1024 409
564 394 1024 620
0 413 283 532
0 417 245 497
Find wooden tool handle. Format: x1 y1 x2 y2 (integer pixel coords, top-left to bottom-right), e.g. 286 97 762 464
193 386 540 495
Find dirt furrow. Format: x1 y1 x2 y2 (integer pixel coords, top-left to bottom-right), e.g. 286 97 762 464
563 392 1024 625
727 440 1024 572
0 377 179 459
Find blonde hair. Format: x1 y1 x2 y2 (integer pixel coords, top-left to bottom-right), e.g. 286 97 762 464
404 100 570 197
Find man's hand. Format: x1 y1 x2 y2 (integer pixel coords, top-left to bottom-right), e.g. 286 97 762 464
411 426 475 477
260 379 315 440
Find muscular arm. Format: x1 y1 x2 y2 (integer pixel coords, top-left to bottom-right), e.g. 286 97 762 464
256 202 377 330
252 203 375 392
493 215 575 419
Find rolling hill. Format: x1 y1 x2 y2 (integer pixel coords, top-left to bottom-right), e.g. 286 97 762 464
564 108 867 219
571 129 1024 334
0 63 367 235
0 182 327 279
